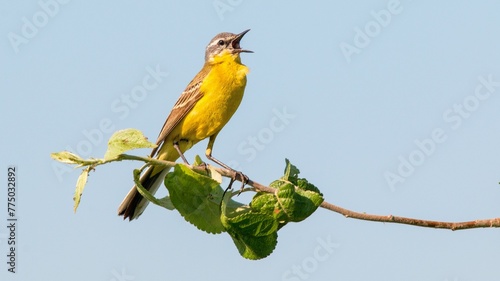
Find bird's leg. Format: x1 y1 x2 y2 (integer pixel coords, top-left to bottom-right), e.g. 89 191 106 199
175 140 211 175
206 153 249 185
206 136 249 191
173 141 190 165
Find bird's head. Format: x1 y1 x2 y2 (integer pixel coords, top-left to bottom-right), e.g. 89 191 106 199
205 29 253 62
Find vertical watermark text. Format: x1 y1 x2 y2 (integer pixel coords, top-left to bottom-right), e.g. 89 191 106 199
6 166 18 273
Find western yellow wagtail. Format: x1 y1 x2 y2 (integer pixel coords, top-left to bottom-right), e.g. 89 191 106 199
118 30 252 220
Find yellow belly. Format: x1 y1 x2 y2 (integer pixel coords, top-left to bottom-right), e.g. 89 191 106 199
177 55 249 142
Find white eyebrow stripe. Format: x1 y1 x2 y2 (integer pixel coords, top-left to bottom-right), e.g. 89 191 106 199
208 39 221 46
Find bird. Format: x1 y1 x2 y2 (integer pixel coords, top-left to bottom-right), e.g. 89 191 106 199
118 29 253 220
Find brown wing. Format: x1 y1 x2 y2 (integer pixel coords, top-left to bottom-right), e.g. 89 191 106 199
150 65 210 157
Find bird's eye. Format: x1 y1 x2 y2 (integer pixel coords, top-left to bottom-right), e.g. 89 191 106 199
217 40 225 46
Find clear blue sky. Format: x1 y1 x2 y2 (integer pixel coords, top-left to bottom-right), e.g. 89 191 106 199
2 1 500 280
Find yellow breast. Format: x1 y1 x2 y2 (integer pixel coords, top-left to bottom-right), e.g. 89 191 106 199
180 51 249 140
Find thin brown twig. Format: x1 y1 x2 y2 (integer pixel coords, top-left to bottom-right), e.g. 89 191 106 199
318 201 500 231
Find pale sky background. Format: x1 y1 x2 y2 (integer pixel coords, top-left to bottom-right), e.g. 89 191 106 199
2 1 500 280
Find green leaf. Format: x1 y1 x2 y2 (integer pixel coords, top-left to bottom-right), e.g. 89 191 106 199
221 194 278 260
133 169 175 210
250 192 278 215
207 165 222 183
224 211 278 236
190 156 222 183
297 178 322 194
283 158 300 184
193 155 204 166
251 159 324 227
104 128 156 160
73 167 91 213
226 221 278 260
274 181 324 222
157 196 175 210
281 159 321 194
50 151 99 167
165 165 225 234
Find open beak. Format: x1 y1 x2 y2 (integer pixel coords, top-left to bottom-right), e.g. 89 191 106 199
231 29 253 54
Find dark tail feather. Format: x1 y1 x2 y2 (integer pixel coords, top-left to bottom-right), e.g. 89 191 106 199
118 166 168 220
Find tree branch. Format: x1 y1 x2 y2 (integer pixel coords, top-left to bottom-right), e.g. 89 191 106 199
206 162 500 231
118 154 500 231
318 201 500 231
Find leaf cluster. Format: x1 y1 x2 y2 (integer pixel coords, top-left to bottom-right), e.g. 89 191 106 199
51 129 323 259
